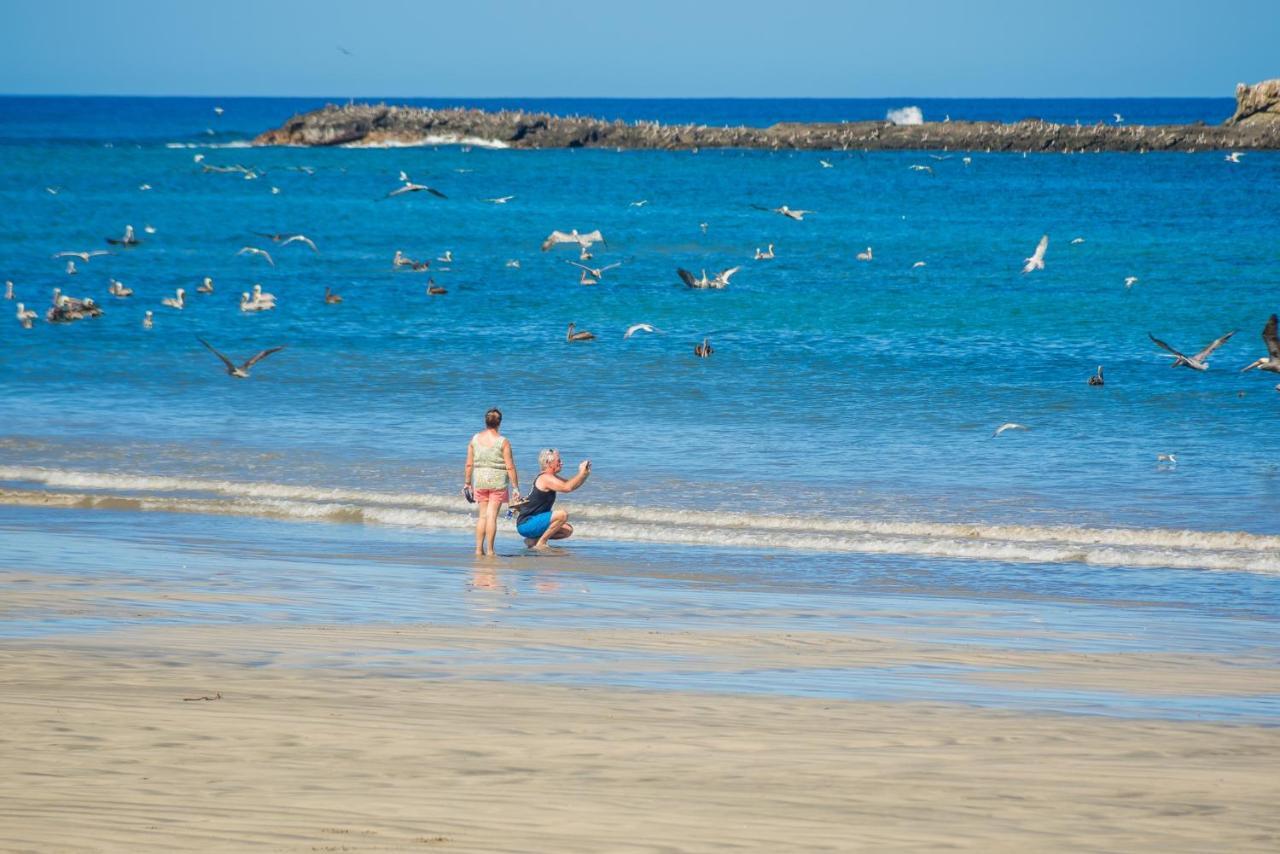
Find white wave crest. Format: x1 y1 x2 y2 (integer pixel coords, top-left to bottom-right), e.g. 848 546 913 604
339 135 510 150
164 140 254 149
886 106 924 126
2 466 1278 573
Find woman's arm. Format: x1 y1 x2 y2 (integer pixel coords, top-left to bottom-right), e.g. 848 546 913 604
502 439 519 494
463 440 474 487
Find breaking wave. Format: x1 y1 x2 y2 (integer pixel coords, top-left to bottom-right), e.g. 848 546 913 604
886 106 924 126
2 466 1278 573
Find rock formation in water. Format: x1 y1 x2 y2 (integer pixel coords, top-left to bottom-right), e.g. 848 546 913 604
1226 79 1280 126
254 81 1280 152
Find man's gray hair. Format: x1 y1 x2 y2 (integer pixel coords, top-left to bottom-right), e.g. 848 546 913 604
538 448 559 469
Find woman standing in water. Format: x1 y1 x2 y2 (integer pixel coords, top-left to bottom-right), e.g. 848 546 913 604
463 408 520 557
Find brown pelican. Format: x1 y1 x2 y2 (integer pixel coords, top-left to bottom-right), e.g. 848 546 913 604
108 278 133 298
752 204 813 221
437 250 453 263
15 302 36 329
1149 330 1236 371
239 291 274 312
1241 314 1280 374
1088 366 1104 386
236 246 275 267
3 280 12 300
578 270 597 286
251 284 275 305
566 323 595 342
427 279 447 295
1022 235 1048 274
678 267 739 289
64 260 77 275
198 337 286 379
142 310 153 329
385 171 447 199
161 288 185 310
106 224 140 246
47 292 101 322
694 338 714 358
324 286 343 304
542 229 605 253
197 276 215 294
856 247 873 262
754 244 775 260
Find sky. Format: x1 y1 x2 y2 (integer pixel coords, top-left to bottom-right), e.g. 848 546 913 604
2 0 1276 98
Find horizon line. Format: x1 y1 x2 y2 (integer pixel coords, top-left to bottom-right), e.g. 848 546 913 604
0 93 1239 101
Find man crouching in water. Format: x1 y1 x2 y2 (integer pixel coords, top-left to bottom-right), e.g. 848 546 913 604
515 448 591 550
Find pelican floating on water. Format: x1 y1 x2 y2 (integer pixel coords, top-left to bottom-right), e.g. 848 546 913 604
1148 330 1236 371
324 286 343 304
754 244 775 260
856 247 873 262
108 278 133 298
1088 366 1104 386
15 302 36 328
161 288 185 310
142 310 153 329
106 224 140 246
694 338 713 358
1241 314 1280 375
197 277 214 294
566 323 595 342
427 278 447 295
240 291 274 312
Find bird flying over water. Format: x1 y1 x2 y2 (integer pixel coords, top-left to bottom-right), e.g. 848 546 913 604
482 195 515 204
992 423 1028 437
1225 151 1245 163
1148 330 1236 371
53 250 111 262
237 246 275 267
385 172 447 199
541 229 605 252
678 267 739 289
1022 235 1048 274
198 337 285 379
1124 276 1139 289
624 323 662 339
752 204 812 221
1241 314 1280 374
567 260 621 280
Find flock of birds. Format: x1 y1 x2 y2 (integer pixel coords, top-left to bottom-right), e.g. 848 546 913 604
8 128 1279 430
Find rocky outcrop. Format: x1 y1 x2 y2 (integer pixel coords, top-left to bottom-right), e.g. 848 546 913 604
1226 79 1280 126
255 99 1280 152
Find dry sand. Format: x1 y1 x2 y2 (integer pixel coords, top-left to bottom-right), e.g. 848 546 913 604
2 620 1278 853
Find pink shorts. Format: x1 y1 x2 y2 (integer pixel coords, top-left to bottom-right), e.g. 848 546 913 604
473 487 509 504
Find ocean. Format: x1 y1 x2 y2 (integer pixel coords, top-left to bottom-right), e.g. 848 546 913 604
1 94 1277 582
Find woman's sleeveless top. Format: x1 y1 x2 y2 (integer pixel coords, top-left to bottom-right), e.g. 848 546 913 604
516 476 556 524
471 435 508 490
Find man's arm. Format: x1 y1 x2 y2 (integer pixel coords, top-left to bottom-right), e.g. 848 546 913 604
540 460 591 493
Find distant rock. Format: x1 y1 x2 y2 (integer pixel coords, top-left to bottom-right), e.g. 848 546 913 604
255 89 1280 152
1226 79 1280 126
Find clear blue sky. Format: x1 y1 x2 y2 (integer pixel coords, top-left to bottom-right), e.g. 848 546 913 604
2 0 1276 97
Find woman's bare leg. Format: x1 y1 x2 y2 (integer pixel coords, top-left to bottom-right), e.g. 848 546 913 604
474 499 490 556
483 500 502 555
533 510 569 549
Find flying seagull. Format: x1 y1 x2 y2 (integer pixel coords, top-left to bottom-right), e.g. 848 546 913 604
1241 314 1280 374
482 195 515 204
541 229 605 252
677 267 739 289
1124 276 1139 289
198 337 285 379
752 204 813 221
624 323 663 339
1148 330 1236 371
385 172 447 199
236 246 275 267
1225 151 1244 163
1022 234 1048 274
53 250 111 262
567 260 621 280
992 422 1028 437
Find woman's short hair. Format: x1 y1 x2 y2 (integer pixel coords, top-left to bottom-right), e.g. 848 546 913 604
484 408 502 428
538 448 559 469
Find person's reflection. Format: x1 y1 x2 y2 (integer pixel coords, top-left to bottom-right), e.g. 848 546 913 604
469 564 501 592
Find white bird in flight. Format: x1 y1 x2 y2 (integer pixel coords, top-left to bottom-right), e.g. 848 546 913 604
819 159 833 168
237 246 275 267
1113 113 1124 124
1124 276 1139 289
541 229 605 252
678 267 739 289
753 204 813 221
1022 235 1048 274
624 323 663 339
992 422 1028 437
1148 330 1236 371
1225 151 1245 163
53 250 111 262
483 195 515 204
568 260 621 280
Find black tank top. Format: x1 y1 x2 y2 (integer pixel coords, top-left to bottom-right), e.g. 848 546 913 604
516 476 557 523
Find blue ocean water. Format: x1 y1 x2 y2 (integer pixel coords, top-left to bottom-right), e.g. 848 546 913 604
0 96 1278 575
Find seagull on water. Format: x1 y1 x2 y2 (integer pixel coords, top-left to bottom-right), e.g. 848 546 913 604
505 259 521 269
566 322 595 342
630 199 649 207
199 337 285 379
1240 314 1280 375
237 246 275 267
15 302 37 329
678 267 739 289
213 106 224 116
912 260 927 268
752 204 813 221
1022 234 1048 274
385 172 447 199
992 423 1028 437
624 323 663 339
1148 330 1236 371
1070 237 1085 245
754 244 775 260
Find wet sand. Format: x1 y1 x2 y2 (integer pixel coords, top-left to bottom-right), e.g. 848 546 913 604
2 618 1278 853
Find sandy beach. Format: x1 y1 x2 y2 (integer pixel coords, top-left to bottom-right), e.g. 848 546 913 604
3 611 1279 852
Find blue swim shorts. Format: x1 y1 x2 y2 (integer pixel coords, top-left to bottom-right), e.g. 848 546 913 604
517 511 553 540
